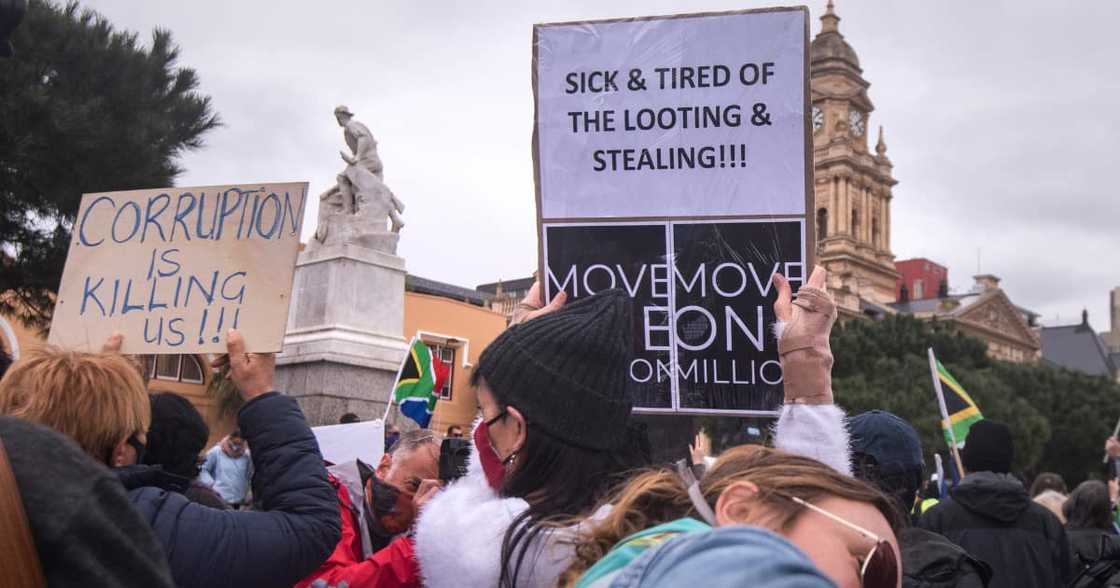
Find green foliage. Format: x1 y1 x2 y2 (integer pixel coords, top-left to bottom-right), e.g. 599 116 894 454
832 315 1118 484
0 0 220 329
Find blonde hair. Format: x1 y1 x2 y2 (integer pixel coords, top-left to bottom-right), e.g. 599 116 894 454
0 347 150 464
558 445 901 586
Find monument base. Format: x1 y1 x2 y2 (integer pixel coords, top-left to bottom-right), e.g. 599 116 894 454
275 242 408 426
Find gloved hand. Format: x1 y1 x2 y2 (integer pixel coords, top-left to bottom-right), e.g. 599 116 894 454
773 266 837 405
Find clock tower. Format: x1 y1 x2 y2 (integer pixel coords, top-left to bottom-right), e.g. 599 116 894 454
811 1 899 316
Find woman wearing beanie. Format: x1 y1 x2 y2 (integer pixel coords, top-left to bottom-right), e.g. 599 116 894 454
415 287 648 588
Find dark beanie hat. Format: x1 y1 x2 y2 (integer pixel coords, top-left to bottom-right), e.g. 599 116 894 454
143 392 210 478
849 410 924 477
961 420 1014 474
474 289 633 451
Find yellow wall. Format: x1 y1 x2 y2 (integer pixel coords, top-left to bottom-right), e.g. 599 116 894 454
403 292 507 434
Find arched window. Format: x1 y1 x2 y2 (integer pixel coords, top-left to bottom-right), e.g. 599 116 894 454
142 354 206 384
850 208 861 240
816 208 829 239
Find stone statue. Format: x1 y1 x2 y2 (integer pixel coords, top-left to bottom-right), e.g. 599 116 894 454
312 105 405 252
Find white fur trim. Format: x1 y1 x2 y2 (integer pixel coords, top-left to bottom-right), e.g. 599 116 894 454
415 427 604 588
772 319 787 341
772 403 852 476
415 446 529 587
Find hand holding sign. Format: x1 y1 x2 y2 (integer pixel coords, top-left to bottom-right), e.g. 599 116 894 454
774 266 835 406
509 279 568 327
212 329 275 401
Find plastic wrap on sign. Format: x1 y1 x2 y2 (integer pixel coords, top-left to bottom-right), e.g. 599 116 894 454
533 8 813 416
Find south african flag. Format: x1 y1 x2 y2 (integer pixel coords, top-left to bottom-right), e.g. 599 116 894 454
392 338 448 428
934 358 983 449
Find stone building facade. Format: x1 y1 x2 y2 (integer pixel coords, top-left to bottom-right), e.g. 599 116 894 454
810 2 899 317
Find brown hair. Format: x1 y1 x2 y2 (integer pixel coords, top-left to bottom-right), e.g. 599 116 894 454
0 347 150 464
559 445 902 586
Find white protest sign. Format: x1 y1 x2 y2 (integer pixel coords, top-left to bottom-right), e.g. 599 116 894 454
312 420 385 467
535 8 809 219
533 8 812 416
48 182 308 353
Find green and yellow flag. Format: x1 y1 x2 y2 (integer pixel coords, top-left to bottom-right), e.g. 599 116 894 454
930 350 983 448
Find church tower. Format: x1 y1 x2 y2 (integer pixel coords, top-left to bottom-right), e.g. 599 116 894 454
811 1 899 315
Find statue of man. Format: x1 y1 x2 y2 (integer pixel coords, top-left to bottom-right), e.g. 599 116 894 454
334 105 383 179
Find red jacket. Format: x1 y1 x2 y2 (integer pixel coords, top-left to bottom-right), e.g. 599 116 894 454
296 474 421 588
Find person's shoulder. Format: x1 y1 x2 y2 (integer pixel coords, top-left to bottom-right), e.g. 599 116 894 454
1022 500 1066 530
128 484 192 523
623 526 833 587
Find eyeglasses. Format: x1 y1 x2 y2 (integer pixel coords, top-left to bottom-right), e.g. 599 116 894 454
776 491 898 588
479 408 507 428
126 432 147 463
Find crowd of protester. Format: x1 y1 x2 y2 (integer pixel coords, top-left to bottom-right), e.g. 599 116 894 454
3 267 1120 587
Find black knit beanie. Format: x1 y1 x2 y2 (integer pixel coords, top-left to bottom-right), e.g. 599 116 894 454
474 289 633 451
961 419 1014 474
143 392 210 478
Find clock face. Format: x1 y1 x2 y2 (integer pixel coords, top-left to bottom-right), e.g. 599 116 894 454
812 106 824 133
848 110 865 137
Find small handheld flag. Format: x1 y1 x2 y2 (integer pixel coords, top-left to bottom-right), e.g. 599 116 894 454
932 356 983 449
389 338 448 428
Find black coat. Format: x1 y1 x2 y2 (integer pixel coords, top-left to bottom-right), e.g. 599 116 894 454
128 392 341 588
919 471 1070 588
900 527 992 588
0 416 175 587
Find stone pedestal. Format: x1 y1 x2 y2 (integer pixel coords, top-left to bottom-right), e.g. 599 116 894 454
275 242 409 426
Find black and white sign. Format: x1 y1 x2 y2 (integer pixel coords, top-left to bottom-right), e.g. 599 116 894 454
533 8 813 415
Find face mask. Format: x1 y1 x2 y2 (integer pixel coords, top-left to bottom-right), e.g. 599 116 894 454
363 474 417 536
474 422 507 493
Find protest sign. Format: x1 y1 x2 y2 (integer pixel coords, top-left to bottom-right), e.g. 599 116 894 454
48 182 309 354
533 8 812 415
312 420 385 467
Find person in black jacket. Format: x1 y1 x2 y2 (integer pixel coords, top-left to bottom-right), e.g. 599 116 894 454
849 410 992 588
134 390 228 509
920 419 1071 588
0 415 175 588
1065 481 1120 575
0 330 341 588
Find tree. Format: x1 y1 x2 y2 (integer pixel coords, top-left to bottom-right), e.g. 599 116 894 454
831 314 1120 482
0 0 219 329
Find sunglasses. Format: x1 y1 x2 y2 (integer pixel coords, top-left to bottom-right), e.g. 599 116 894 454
778 492 898 588
673 461 897 588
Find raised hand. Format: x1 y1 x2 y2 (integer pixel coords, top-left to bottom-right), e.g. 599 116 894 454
772 266 836 405
509 279 568 326
211 329 275 401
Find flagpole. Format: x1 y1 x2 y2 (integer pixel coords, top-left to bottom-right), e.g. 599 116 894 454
929 347 966 477
382 335 418 424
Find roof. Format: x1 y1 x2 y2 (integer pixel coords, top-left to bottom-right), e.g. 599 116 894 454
1040 322 1117 378
476 276 534 295
889 293 981 315
811 3 861 72
406 275 493 307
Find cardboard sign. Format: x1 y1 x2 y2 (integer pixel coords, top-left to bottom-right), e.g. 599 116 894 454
533 8 812 415
312 420 385 467
48 182 308 353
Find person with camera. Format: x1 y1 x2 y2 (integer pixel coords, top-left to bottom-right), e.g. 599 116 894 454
296 429 443 588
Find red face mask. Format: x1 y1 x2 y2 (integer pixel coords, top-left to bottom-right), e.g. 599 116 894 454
474 421 506 493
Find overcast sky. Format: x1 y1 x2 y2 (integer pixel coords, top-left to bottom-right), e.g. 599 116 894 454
76 0 1119 329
